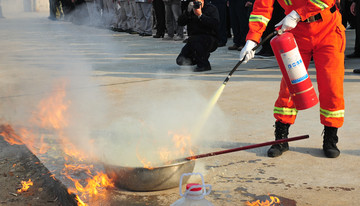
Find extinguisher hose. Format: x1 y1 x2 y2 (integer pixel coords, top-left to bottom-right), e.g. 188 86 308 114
222 30 281 85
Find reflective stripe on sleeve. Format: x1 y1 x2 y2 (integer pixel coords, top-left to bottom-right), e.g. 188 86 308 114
249 15 270 26
320 108 344 118
274 107 298 116
310 0 329 10
284 0 292 6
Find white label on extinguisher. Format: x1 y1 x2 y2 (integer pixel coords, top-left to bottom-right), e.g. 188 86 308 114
280 47 308 84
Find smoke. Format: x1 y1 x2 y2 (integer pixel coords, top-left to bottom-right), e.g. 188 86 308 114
96 79 231 167
0 11 231 170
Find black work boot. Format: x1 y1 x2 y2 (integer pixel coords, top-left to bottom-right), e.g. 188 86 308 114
267 121 290 157
323 126 340 158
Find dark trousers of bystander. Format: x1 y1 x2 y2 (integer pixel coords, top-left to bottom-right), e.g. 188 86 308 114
176 34 218 70
210 0 227 46
257 0 284 56
354 2 360 54
228 0 252 48
49 0 59 19
153 0 166 37
341 0 356 28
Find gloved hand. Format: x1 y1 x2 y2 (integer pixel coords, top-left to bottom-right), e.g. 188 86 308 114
239 40 257 64
188 2 194 12
275 10 301 32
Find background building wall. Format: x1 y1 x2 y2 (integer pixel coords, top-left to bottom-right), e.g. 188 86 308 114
1 0 49 13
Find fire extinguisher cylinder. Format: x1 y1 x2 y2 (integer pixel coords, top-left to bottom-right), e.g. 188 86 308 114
270 32 319 110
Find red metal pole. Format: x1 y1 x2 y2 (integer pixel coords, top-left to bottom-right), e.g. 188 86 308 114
186 135 309 160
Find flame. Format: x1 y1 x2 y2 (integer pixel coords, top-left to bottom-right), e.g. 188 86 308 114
75 195 86 206
1 80 116 206
0 124 24 145
136 151 154 170
39 135 50 154
31 80 70 130
17 179 34 193
136 130 195 168
246 195 281 206
65 171 115 201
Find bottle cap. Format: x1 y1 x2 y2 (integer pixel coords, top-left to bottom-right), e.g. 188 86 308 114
186 183 202 192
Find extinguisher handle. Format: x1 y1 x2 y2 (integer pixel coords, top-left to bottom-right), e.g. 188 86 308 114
222 30 280 85
253 30 280 51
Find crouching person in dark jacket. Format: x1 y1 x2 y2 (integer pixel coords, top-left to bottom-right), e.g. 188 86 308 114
176 0 219 72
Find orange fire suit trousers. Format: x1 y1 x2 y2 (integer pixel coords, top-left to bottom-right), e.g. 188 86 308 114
274 9 345 128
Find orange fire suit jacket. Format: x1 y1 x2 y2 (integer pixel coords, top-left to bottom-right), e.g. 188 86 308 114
246 0 338 43
245 0 346 128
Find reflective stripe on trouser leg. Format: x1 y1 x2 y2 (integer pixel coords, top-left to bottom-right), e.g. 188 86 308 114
273 78 298 125
313 12 345 128
320 108 344 127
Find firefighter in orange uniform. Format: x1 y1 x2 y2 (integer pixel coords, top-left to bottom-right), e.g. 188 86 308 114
239 0 345 158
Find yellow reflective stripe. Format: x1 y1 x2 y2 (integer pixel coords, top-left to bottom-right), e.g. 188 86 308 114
310 0 329 10
320 108 344 118
284 0 292 6
274 107 298 116
249 15 270 26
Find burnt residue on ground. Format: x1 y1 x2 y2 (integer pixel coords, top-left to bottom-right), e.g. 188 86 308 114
234 187 297 206
205 158 262 170
0 137 78 206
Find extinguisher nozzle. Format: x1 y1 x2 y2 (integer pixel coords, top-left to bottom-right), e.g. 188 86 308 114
277 29 284 35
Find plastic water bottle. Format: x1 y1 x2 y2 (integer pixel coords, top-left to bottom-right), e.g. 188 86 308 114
170 173 214 206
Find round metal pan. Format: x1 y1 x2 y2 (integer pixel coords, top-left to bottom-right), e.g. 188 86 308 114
104 159 195 191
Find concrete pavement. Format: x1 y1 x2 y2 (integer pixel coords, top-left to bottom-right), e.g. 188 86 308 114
0 11 360 205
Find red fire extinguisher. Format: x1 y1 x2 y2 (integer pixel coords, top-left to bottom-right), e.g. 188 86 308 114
270 31 319 110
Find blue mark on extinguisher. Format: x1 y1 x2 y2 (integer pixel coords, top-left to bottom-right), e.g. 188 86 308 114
287 59 303 69
291 73 308 84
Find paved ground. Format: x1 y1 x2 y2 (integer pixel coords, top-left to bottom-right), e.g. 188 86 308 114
1 11 360 206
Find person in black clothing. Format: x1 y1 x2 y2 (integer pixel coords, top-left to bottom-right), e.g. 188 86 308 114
349 0 360 73
153 0 166 38
49 0 60 20
341 0 356 29
255 0 284 57
176 0 220 72
227 0 253 51
60 0 76 21
347 0 360 59
209 0 227 47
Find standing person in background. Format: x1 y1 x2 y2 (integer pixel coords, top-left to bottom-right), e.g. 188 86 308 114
347 0 360 58
226 0 231 38
227 0 254 50
49 0 59 20
61 0 76 21
85 0 102 27
70 0 90 25
128 0 139 34
113 0 128 31
123 0 137 33
239 0 345 158
135 0 153 36
181 0 191 13
0 0 4 18
210 0 228 47
163 0 184 40
350 0 360 73
255 0 284 57
152 0 166 38
176 0 219 72
102 0 116 28
341 0 356 29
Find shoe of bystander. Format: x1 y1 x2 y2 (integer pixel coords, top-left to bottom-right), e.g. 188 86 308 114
346 52 360 59
173 35 184 41
162 35 174 40
228 44 240 50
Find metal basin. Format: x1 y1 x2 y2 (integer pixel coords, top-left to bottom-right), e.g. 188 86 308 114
104 159 195 191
